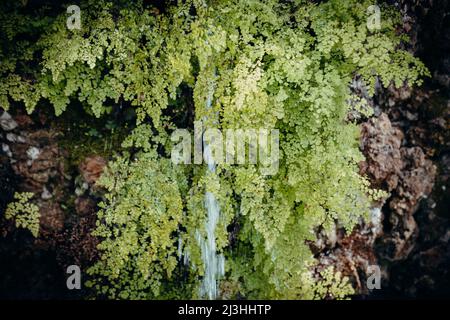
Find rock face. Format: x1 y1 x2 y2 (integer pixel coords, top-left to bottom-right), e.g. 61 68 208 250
370 0 450 292
55 213 99 271
360 113 437 262
79 155 107 187
0 107 105 229
0 107 101 299
0 153 16 218
0 110 66 233
360 113 405 191
316 96 444 297
317 0 449 294
0 111 18 131
315 222 381 296
74 196 96 216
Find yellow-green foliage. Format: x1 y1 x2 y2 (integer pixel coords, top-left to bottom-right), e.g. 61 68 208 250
86 149 187 299
0 0 428 299
312 267 355 300
5 192 40 237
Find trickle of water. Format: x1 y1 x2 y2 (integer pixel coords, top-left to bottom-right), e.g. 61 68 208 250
196 70 224 300
197 189 225 299
178 237 183 260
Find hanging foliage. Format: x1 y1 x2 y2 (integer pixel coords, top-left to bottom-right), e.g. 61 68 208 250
0 0 428 299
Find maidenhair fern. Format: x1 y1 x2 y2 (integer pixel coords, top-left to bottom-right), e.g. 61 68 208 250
0 0 428 299
85 149 188 299
5 192 40 237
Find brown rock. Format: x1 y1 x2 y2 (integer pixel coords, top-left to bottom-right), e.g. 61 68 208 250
14 114 33 128
39 202 65 233
360 113 405 190
316 225 379 295
55 215 99 269
75 196 96 216
79 155 107 186
27 130 57 146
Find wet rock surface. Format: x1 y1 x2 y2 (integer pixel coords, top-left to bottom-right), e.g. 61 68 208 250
0 110 66 234
360 113 437 263
0 108 100 298
370 0 449 294
314 0 450 298
372 87 449 297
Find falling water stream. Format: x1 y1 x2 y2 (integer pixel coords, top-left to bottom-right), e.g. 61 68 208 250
197 70 225 300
